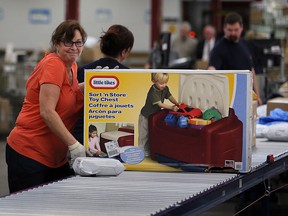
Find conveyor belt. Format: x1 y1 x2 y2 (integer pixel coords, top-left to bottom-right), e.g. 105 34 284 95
0 138 287 216
251 138 288 168
0 172 236 216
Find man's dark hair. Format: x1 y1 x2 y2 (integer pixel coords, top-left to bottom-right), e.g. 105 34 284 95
224 12 243 25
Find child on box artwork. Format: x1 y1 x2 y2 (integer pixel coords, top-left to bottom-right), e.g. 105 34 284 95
138 73 180 156
88 125 107 157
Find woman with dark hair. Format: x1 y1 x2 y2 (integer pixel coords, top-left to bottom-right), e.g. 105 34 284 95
73 24 134 143
6 20 87 193
76 24 134 83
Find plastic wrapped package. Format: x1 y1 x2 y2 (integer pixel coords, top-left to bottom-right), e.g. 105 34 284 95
265 123 288 141
256 124 269 138
72 157 125 176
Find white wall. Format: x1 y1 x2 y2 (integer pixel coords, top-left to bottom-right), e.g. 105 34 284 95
79 0 151 52
162 0 181 44
0 0 65 50
0 0 181 52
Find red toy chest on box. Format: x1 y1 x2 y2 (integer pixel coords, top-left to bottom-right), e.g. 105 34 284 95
100 128 134 153
149 108 243 168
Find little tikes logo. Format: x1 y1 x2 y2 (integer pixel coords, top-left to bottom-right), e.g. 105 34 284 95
89 76 119 89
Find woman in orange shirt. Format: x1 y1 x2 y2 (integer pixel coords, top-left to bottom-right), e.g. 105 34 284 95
6 20 87 193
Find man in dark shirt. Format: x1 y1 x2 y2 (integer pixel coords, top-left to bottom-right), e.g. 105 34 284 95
208 12 262 105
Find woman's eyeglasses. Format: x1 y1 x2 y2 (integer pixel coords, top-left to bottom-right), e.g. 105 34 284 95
62 40 84 47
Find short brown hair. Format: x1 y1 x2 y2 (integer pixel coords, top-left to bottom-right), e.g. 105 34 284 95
50 20 87 52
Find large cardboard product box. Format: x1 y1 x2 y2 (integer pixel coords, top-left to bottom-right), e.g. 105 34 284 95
267 97 288 115
84 69 253 173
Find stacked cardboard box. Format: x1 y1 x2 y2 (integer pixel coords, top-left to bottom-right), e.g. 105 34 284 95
267 97 288 115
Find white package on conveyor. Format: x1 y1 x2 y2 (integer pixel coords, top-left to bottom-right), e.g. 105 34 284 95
265 123 288 141
72 157 125 176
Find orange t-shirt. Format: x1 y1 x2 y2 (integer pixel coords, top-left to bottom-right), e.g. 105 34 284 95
7 53 84 168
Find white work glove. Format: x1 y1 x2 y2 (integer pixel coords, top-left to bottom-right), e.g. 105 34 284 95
68 141 86 165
